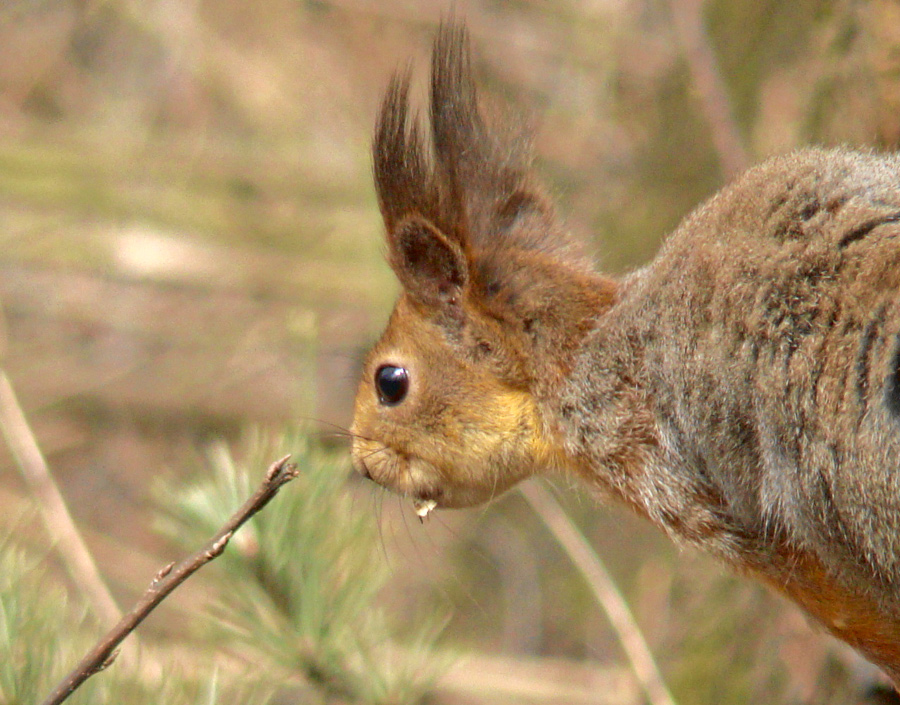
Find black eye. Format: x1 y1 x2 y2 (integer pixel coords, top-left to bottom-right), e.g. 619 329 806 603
375 365 409 406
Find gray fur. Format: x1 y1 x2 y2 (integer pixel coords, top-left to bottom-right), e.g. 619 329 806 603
559 148 900 612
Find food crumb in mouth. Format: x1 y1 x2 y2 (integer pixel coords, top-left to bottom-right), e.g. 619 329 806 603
413 498 437 521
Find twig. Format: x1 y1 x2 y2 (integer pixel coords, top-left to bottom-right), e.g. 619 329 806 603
665 0 749 179
0 369 123 628
39 454 300 705
519 481 678 705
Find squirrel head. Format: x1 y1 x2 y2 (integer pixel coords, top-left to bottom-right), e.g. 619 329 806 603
351 23 617 509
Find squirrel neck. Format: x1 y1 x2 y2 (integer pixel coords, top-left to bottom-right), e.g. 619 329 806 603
539 270 736 549
542 279 659 517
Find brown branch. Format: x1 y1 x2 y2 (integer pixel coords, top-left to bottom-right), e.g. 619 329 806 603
666 0 749 179
40 454 300 705
519 482 678 705
0 369 124 629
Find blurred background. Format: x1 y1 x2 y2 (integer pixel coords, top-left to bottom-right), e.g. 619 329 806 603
2 0 900 703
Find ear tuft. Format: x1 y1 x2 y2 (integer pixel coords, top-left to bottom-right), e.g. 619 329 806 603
373 69 438 234
374 21 588 282
389 217 469 308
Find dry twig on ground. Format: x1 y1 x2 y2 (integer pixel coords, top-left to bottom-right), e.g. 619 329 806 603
39 455 300 705
0 370 124 628
519 481 678 705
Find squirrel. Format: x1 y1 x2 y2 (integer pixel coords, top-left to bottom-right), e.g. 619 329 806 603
350 22 900 685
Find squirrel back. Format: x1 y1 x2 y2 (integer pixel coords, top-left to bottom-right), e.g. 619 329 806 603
351 23 900 684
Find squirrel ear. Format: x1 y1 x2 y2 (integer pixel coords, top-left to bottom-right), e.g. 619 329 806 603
388 216 468 307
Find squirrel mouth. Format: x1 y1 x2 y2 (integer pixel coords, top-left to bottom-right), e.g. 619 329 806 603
411 487 443 518
412 497 437 519
352 439 448 515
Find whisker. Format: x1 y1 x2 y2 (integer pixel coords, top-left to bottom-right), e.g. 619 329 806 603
290 414 383 446
374 487 393 569
361 445 391 463
397 492 420 554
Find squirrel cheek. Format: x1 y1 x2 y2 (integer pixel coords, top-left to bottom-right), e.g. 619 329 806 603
433 392 547 501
